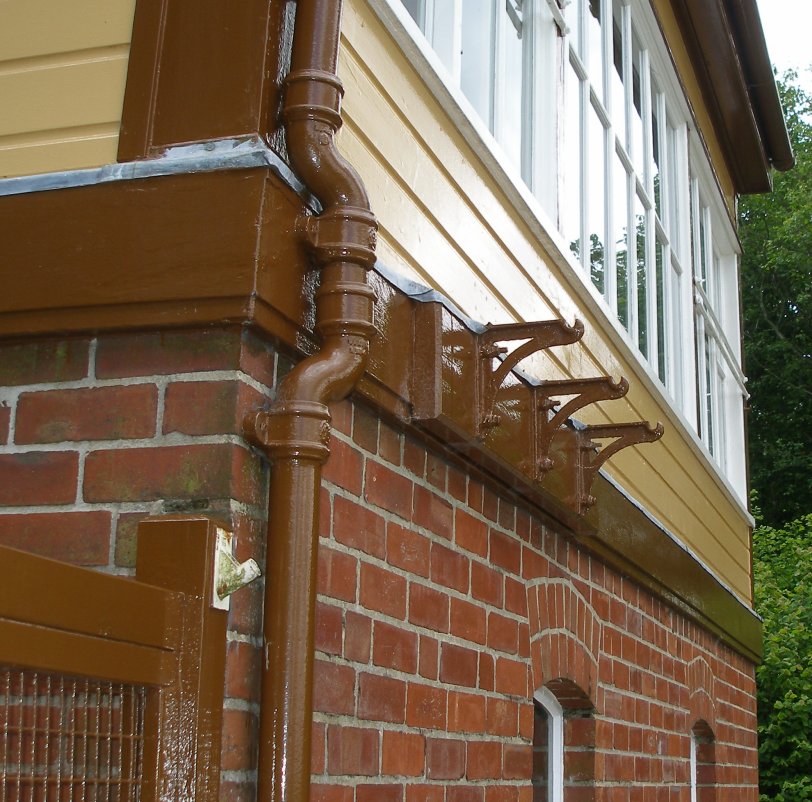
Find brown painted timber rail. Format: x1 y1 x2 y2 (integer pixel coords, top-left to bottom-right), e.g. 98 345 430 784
0 515 228 802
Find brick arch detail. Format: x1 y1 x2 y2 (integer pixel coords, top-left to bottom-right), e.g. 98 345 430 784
688 656 717 733
526 579 601 709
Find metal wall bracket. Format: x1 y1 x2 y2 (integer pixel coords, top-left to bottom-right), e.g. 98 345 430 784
478 318 584 437
213 527 262 611
409 300 665 519
534 376 629 475
565 421 665 514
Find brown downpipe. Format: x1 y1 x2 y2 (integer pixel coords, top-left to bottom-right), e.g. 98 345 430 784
246 3 377 802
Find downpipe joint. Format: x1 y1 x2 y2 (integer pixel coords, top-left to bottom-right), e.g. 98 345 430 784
245 400 332 464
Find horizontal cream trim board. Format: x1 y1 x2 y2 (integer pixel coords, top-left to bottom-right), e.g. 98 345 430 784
0 138 119 180
0 0 136 63
356 0 753 529
0 57 129 139
0 44 131 77
0 123 120 150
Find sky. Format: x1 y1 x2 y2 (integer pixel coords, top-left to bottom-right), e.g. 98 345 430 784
755 0 812 91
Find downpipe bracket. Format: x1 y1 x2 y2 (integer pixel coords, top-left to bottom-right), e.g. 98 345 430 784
244 400 332 464
305 205 378 267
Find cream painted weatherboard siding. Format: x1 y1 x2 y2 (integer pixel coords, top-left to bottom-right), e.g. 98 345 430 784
0 0 754 602
336 0 753 602
0 0 136 178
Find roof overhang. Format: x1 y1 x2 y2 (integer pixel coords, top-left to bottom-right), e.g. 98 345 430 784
670 0 794 194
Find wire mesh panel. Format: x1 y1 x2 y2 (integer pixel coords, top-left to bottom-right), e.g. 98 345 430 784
0 667 145 802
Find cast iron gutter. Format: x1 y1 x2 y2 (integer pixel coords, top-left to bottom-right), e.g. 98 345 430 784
245 2 378 802
671 0 793 192
726 0 795 172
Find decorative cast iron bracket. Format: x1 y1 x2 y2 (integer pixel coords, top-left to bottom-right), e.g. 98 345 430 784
478 318 584 436
534 377 629 474
410 301 666 518
559 421 665 514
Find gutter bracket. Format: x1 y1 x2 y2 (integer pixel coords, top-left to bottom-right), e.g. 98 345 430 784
478 318 584 436
553 420 665 514
534 376 629 476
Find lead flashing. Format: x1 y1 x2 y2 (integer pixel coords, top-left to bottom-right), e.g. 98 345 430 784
0 138 311 201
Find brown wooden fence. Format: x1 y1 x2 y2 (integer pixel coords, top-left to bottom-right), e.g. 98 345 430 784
0 516 228 802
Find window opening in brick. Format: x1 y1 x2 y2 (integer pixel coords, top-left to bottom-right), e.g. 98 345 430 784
690 720 716 802
1 667 146 802
533 687 563 802
534 682 595 802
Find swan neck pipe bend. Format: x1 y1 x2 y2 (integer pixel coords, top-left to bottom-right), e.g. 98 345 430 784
249 2 377 802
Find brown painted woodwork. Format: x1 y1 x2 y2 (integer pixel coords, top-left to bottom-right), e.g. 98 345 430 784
725 0 794 172
0 543 176 686
0 169 308 342
668 0 792 193
136 516 229 802
0 542 172 649
0 165 760 661
119 0 289 160
0 515 228 802
0 619 174 686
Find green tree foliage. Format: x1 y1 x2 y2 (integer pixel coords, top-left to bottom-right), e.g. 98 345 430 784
739 74 812 528
753 512 812 801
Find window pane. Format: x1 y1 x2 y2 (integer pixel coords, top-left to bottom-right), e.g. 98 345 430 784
715 365 726 469
652 95 662 219
587 0 603 82
614 154 630 329
461 0 494 124
656 238 667 382
698 207 708 286
690 180 700 277
563 64 583 261
635 193 648 357
402 0 423 26
588 106 607 293
611 2 627 150
711 252 721 309
532 703 550 801
429 1 458 73
704 334 714 453
568 0 582 59
670 255 683 395
631 33 645 176
499 3 524 169
667 124 680 244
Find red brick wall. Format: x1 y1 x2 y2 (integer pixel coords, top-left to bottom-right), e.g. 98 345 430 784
0 329 760 802
312 402 760 802
0 328 274 801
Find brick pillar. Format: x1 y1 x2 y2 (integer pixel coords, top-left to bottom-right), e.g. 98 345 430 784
0 326 280 802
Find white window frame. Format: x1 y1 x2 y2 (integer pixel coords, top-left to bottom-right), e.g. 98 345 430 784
400 0 563 214
560 0 688 404
378 0 751 508
534 687 564 802
689 172 747 494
